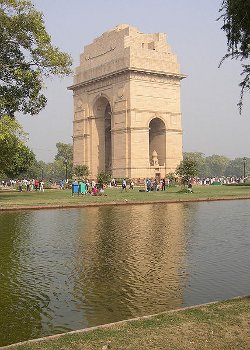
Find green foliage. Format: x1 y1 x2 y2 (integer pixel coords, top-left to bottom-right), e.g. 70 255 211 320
0 0 72 117
20 159 46 179
165 172 176 184
0 115 35 177
225 157 250 177
218 0 250 112
205 154 230 177
54 142 73 179
16 143 76 181
177 187 192 193
0 0 72 179
4 141 35 178
97 171 111 185
175 158 198 185
54 142 73 162
183 152 208 177
73 164 89 179
183 152 249 178
46 160 66 181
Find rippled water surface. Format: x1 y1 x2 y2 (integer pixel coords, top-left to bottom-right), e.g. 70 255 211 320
0 200 250 346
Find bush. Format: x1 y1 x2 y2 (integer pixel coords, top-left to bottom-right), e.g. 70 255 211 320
97 171 111 186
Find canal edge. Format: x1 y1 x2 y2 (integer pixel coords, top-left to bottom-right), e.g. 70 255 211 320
1 295 249 349
1 196 250 211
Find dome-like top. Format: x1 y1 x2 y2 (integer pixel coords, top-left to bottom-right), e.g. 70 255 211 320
152 150 158 158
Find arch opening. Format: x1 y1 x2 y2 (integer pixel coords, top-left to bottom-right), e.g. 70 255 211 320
93 97 112 174
149 118 166 166
104 103 111 173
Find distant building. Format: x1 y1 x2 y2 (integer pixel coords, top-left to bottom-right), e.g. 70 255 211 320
68 24 185 179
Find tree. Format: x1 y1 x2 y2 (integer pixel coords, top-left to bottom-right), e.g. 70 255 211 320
54 142 73 179
0 115 35 177
73 165 89 179
205 154 230 177
4 142 36 178
0 0 72 117
97 171 111 186
165 172 176 184
183 152 208 177
225 157 250 177
55 142 73 162
20 159 46 179
175 158 198 186
218 0 250 112
46 159 66 181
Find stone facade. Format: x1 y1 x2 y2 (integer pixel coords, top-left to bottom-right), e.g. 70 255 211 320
68 24 185 179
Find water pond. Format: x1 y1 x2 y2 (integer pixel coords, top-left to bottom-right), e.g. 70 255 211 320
0 200 249 346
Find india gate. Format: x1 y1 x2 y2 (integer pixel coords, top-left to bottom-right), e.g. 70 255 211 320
68 24 185 179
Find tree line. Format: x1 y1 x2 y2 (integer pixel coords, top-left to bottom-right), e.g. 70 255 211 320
183 152 249 178
2 143 248 182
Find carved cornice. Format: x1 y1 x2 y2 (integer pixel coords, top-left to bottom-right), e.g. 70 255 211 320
113 108 181 116
112 126 182 133
167 129 183 134
68 67 186 91
72 135 84 140
73 118 85 123
129 70 183 84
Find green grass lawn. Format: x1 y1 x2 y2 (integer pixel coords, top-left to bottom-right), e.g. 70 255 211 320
3 296 250 350
0 185 250 209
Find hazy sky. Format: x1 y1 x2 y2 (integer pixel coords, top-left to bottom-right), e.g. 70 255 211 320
17 0 250 162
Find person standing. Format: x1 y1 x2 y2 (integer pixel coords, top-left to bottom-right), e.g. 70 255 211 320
26 179 30 191
146 178 151 192
34 179 39 191
161 178 166 191
17 180 22 192
121 178 127 192
59 179 64 190
129 179 134 189
39 180 44 192
188 183 193 193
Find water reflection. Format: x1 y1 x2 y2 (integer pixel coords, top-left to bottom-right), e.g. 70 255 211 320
0 212 43 345
73 204 186 327
0 200 250 346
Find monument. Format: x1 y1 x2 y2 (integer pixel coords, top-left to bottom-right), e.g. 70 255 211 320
68 24 185 179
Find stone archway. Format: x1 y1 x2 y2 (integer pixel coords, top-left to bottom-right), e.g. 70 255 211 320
70 24 184 179
93 96 112 174
149 118 166 166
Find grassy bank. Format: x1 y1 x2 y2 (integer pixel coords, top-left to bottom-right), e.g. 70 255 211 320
2 296 249 350
1 185 250 210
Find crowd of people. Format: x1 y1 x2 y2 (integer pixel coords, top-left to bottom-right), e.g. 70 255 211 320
1 179 45 192
0 175 248 195
116 175 248 192
192 176 247 185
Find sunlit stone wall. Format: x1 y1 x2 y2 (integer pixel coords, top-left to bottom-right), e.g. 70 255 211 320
69 24 185 179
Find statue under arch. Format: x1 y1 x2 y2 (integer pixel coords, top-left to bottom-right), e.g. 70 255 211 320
68 24 185 179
